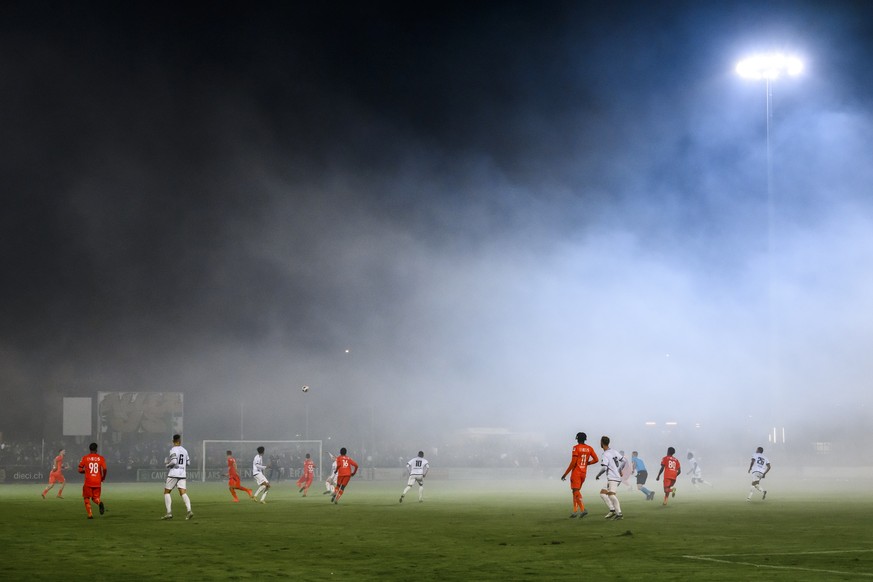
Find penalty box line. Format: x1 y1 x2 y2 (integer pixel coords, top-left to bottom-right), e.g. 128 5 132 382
682 549 873 578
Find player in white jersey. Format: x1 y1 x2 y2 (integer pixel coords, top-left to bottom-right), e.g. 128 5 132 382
323 453 338 495
686 452 713 488
162 434 193 520
594 436 624 520
747 446 771 501
252 446 270 503
399 451 429 503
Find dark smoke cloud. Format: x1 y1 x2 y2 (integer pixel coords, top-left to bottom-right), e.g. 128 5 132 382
1 2 872 462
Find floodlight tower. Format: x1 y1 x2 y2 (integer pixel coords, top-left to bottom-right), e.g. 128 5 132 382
735 53 803 446
736 53 803 251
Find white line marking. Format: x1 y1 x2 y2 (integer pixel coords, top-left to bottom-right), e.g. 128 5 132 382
683 549 873 578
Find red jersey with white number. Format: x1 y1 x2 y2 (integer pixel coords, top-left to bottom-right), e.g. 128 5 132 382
304 458 315 475
566 444 598 475
78 453 107 487
335 455 358 477
661 455 681 480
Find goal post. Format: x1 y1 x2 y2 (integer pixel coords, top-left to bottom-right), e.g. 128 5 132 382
201 440 324 483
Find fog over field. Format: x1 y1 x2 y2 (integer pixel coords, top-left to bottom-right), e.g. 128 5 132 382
2 2 872 467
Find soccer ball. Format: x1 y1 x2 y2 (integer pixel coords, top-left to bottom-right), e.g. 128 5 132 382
301 385 310 393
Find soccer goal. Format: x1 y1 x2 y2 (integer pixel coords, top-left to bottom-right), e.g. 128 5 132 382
200 440 323 483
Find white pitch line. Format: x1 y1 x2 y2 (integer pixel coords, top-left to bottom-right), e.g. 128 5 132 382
690 549 873 557
683 549 873 578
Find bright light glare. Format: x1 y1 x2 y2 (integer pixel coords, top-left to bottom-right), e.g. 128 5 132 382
736 53 803 80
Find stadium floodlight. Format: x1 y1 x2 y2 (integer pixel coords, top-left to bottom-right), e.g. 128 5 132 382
735 53 803 80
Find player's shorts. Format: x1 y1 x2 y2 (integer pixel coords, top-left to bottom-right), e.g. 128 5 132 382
569 470 587 489
751 471 765 482
229 474 242 488
336 474 352 488
82 485 101 499
406 475 425 487
254 472 269 486
297 474 314 486
165 477 187 491
604 480 620 494
49 471 65 484
663 477 676 491
635 470 648 485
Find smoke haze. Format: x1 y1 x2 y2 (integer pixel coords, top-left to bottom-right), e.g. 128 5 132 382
2 2 872 465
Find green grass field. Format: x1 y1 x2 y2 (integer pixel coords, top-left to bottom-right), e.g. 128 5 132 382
3 478 872 581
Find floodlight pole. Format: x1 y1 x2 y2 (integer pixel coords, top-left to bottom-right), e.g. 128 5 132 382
765 77 774 258
735 53 802 446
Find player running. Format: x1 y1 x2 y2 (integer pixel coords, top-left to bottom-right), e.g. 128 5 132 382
560 432 598 518
595 436 625 520
296 453 316 496
331 447 358 504
77 443 107 519
226 450 254 502
687 451 713 489
252 446 271 503
399 451 430 503
656 446 681 505
323 452 338 496
747 446 771 501
42 448 67 499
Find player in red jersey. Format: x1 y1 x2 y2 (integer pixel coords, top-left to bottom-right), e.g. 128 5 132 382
331 447 358 504
656 446 681 505
226 450 254 502
296 453 316 496
78 442 107 519
560 432 599 519
42 448 67 499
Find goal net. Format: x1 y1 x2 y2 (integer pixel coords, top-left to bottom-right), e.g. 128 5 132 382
200 440 324 483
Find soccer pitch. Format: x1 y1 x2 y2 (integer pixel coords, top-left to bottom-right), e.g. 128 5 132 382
3 479 872 581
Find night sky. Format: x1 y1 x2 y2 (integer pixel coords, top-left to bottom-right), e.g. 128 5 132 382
3 1 873 452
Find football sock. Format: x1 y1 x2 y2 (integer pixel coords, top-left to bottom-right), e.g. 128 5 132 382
261 490 269 501
182 493 191 512
255 485 265 499
600 492 611 509
84 499 92 516
402 485 412 497
164 493 172 513
611 497 622 515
